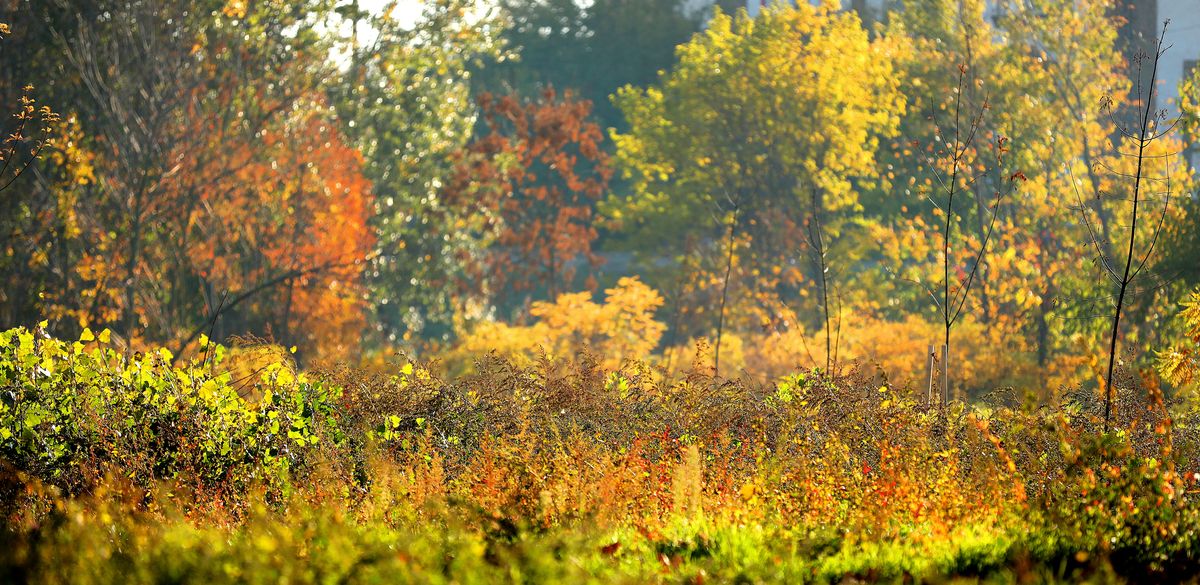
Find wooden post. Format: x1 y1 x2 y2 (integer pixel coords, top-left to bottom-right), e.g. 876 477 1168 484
925 344 936 404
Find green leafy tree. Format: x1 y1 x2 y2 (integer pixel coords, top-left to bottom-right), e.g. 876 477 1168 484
475 0 701 132
331 0 507 343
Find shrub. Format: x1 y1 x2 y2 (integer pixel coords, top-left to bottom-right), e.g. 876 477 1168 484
0 324 354 507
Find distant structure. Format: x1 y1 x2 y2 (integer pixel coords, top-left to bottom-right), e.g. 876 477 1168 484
1125 0 1200 114
744 0 886 22
1134 0 1200 166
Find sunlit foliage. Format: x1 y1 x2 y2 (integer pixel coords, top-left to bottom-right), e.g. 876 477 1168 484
609 3 907 338
452 276 664 370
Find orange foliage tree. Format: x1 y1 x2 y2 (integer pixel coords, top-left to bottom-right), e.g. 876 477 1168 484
176 97 374 360
444 88 612 308
11 0 376 361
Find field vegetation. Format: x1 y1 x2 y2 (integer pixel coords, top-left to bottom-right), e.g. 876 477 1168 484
0 318 1198 583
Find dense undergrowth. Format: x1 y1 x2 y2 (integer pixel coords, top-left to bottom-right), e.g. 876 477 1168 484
3 325 1200 583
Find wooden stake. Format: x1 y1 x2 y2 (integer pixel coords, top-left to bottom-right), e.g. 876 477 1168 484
925 344 936 404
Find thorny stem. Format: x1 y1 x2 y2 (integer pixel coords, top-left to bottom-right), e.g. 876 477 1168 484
941 64 966 402
1104 26 1166 433
809 188 832 373
714 208 737 377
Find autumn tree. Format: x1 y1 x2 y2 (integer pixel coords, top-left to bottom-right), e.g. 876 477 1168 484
174 95 374 361
609 3 906 373
444 87 612 311
1086 25 1183 431
0 18 69 328
53 0 210 340
872 1 1023 400
144 0 374 360
861 0 1195 394
983 0 1143 374
2 0 376 361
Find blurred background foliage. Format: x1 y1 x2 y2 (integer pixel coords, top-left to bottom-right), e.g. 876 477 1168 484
0 0 1198 396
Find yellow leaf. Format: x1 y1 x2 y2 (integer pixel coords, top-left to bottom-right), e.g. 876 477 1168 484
739 482 756 500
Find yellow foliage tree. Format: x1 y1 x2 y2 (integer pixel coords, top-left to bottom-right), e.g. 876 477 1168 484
608 2 908 372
